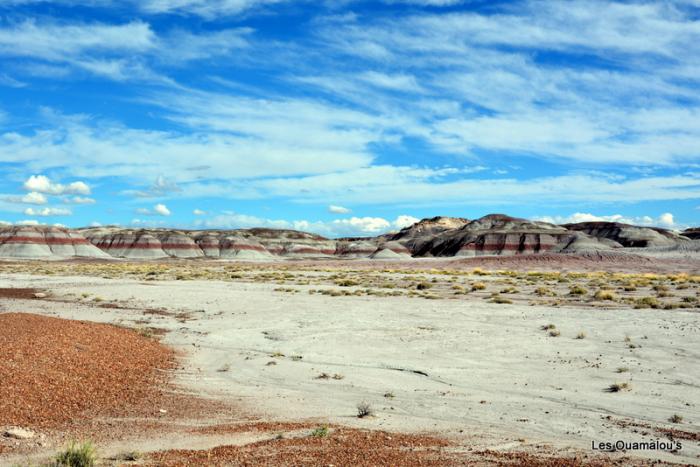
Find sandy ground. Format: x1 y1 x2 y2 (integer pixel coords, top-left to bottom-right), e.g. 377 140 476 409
1 270 698 465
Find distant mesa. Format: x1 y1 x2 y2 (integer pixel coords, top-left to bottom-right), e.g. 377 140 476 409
0 214 693 260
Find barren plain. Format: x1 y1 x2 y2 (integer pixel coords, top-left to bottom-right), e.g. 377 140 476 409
0 257 698 466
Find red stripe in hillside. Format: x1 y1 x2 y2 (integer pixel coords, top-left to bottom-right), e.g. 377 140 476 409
285 248 336 254
460 243 542 251
0 237 90 245
97 243 268 251
460 243 558 251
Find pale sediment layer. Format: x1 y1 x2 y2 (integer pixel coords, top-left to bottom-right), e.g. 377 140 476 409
1 214 697 260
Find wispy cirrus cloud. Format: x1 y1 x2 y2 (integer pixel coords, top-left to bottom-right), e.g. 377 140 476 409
2 0 700 228
3 0 293 19
0 19 250 81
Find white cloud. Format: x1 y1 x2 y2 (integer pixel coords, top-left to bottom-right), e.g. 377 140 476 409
154 203 171 216
64 196 96 204
658 212 675 228
328 205 351 214
131 218 166 226
0 20 155 61
136 203 171 216
136 0 289 18
0 105 377 185
23 175 90 195
329 216 391 234
16 219 40 225
0 19 250 81
22 191 48 204
195 212 418 237
193 209 207 215
394 214 420 229
310 4 700 167
3 191 48 205
3 0 289 17
535 212 677 229
23 207 72 216
1 1 700 220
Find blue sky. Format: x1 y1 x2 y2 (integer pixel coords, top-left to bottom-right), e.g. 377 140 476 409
1 0 699 237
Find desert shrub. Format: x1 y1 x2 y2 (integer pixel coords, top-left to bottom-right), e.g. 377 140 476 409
594 290 617 301
540 323 556 331
310 426 329 437
669 414 684 424
490 295 513 304
575 331 586 339
534 287 556 297
606 382 630 393
634 296 660 309
548 329 561 337
335 279 360 287
471 282 486 291
53 441 97 467
416 282 432 290
569 285 588 296
357 402 373 418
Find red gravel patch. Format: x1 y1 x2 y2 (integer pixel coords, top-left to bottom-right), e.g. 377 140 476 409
0 312 174 429
0 288 42 300
190 421 315 436
149 427 453 466
471 449 686 466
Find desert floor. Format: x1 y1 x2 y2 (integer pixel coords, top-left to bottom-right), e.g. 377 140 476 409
0 259 698 465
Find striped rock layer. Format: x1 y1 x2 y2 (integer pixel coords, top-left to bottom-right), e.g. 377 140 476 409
0 214 691 260
0 227 111 259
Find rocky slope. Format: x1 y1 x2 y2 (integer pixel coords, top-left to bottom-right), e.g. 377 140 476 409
78 227 336 260
564 222 687 248
0 215 692 260
0 226 110 259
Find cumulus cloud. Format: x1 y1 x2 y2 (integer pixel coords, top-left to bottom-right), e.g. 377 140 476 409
22 192 48 204
154 203 171 216
657 212 675 228
136 203 171 216
195 212 418 237
23 175 90 195
535 212 677 229
4 191 48 205
23 207 72 216
193 209 207 215
328 205 351 214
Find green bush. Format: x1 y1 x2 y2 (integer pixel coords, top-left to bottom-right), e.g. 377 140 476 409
53 441 97 467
